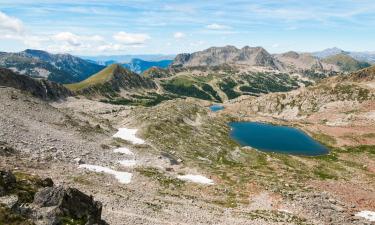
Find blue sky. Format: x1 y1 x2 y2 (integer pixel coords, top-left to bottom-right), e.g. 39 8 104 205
0 0 375 55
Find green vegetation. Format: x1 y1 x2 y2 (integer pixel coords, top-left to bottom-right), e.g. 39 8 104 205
100 92 176 107
137 167 185 188
161 76 220 101
65 64 118 91
311 132 337 146
323 54 371 72
12 172 52 203
0 204 34 225
218 78 241 99
133 99 374 208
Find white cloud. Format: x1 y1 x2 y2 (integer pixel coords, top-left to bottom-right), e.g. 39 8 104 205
173 32 186 39
51 32 104 47
206 23 230 30
113 31 150 45
0 11 24 33
52 32 81 46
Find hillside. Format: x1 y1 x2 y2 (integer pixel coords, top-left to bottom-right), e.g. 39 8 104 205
0 67 72 100
313 47 375 64
65 64 156 96
341 65 375 82
275 51 336 71
322 54 371 72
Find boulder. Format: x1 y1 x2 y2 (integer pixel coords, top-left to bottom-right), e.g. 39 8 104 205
33 186 106 225
0 170 17 196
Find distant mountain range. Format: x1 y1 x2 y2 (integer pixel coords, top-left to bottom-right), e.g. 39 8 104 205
172 45 371 75
0 49 104 84
123 58 173 74
81 54 175 65
0 46 373 89
313 47 375 64
172 45 283 70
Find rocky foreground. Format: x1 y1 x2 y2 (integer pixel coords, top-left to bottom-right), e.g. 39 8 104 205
0 169 106 224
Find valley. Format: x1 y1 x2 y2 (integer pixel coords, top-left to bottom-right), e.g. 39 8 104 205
0 46 374 225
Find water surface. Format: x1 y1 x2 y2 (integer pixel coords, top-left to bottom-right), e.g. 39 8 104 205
229 122 328 156
209 105 224 112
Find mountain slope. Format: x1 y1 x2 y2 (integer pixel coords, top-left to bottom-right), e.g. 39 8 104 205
172 46 282 69
313 47 375 64
312 47 348 58
0 52 75 84
65 64 156 96
341 65 375 82
0 68 72 100
275 51 338 72
123 58 173 74
22 49 105 82
322 54 371 72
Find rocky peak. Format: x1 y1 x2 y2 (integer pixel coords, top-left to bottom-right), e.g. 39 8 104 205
172 45 280 69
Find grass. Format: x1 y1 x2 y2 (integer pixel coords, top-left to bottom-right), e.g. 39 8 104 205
100 92 176 107
136 167 185 188
65 64 117 91
311 132 337 146
0 204 34 225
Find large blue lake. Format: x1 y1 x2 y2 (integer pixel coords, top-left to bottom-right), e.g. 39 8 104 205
229 122 328 156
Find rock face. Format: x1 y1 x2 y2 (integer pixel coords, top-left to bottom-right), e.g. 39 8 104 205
33 186 105 225
172 45 282 69
0 170 17 196
0 170 107 225
0 68 72 100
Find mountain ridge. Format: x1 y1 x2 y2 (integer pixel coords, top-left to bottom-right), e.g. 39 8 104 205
65 64 156 96
0 67 72 100
0 49 105 84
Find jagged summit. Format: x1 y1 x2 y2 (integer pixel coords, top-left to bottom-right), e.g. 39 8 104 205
171 45 281 69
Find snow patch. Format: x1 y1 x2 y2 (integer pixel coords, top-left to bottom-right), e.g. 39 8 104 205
119 159 137 167
78 164 132 184
355 211 375 222
177 174 214 185
113 128 145 145
113 147 134 155
364 111 375 121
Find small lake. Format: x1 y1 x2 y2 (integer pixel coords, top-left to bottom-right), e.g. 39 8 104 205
229 122 328 156
209 105 224 112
